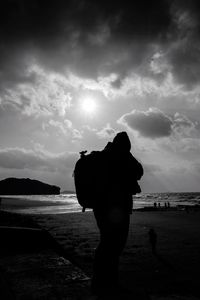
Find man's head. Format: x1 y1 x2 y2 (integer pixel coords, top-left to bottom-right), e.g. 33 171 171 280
112 131 131 152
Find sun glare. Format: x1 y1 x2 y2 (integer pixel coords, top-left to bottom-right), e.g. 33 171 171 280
81 97 97 114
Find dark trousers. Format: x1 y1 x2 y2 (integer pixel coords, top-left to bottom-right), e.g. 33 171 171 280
92 205 130 292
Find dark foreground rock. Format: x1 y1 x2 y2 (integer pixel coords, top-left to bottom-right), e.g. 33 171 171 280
0 211 91 300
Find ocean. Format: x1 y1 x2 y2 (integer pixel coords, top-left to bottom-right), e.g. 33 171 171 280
1 192 200 215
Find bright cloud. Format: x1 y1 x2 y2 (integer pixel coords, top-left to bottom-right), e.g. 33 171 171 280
43 119 82 140
1 65 72 117
97 123 117 138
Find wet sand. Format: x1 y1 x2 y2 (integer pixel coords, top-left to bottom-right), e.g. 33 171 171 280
30 209 200 298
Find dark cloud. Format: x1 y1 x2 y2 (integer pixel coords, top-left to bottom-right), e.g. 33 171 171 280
0 45 36 96
0 147 78 172
119 108 199 139
0 0 171 42
0 0 172 81
0 148 45 170
111 78 123 89
119 108 173 138
169 43 200 89
160 0 200 88
1 0 200 92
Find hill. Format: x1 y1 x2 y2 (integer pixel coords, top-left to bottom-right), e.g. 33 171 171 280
0 178 60 195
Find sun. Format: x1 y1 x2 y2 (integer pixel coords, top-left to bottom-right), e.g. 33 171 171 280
81 97 97 114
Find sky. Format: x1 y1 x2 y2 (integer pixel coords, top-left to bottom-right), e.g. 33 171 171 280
1 0 200 192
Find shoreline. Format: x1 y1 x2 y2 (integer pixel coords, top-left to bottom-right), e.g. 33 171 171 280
1 202 200 215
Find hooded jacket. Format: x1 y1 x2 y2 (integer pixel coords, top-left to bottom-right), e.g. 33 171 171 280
100 132 143 212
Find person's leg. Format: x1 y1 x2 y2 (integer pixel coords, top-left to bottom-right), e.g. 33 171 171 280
92 208 112 292
92 207 130 293
108 207 130 288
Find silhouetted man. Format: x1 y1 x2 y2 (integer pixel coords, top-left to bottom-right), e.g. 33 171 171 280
91 131 143 295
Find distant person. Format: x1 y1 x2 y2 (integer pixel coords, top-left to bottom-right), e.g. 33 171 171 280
91 132 143 295
167 202 170 208
148 228 157 254
154 202 157 209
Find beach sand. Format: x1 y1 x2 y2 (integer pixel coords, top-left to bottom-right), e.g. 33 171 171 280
29 209 200 298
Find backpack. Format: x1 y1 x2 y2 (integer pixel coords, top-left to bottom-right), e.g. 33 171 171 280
73 150 103 212
73 147 143 212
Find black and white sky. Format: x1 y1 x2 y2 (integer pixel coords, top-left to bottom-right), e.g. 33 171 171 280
1 0 200 192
